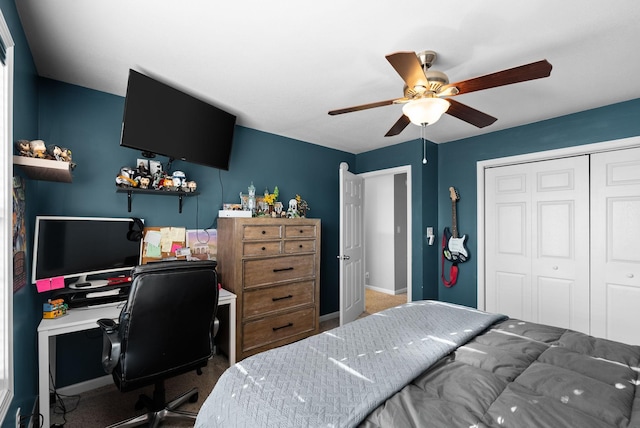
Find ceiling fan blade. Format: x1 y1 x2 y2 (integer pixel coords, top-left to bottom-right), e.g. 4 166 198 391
328 99 398 115
385 115 411 137
442 59 552 95
446 99 497 128
385 51 429 89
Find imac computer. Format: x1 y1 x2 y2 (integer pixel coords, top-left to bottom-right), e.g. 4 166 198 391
32 216 143 290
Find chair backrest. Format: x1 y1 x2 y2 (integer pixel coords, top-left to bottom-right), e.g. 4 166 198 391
114 260 218 391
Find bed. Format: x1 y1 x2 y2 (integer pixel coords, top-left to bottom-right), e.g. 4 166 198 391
195 300 640 427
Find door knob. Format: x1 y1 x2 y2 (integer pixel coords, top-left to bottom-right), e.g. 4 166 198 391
336 255 351 260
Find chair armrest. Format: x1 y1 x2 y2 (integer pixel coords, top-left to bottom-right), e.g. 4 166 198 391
97 318 117 333
97 318 121 374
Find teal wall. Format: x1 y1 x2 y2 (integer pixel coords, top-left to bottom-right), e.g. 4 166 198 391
437 98 640 308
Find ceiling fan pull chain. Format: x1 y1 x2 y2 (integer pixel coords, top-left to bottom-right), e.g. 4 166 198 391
422 124 427 164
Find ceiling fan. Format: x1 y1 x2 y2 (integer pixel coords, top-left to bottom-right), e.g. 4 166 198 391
328 50 552 137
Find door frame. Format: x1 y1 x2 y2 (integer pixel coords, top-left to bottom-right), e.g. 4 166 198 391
476 136 640 310
359 165 412 304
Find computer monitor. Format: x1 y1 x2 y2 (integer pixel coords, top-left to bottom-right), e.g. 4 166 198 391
32 216 143 289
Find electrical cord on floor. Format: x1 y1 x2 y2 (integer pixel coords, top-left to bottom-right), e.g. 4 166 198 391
18 412 44 428
49 368 81 427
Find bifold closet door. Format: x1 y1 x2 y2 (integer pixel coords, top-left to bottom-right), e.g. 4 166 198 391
590 147 640 345
485 156 590 333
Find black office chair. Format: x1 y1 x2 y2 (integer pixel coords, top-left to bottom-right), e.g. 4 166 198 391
97 260 218 427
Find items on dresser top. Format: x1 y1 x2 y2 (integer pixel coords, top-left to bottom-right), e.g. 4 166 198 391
216 217 321 360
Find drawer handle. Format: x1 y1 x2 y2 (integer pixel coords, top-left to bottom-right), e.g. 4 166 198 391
299 230 304 234
261 246 266 251
299 244 303 248
273 267 294 273
273 322 293 331
261 230 266 234
272 294 293 302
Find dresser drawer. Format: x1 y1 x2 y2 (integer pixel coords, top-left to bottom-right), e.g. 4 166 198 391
243 241 282 256
284 239 316 254
243 281 314 318
243 225 282 240
244 254 315 288
284 224 317 239
243 307 315 351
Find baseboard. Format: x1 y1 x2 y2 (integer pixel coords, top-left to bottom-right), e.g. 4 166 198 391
56 375 113 396
365 285 407 296
319 311 339 322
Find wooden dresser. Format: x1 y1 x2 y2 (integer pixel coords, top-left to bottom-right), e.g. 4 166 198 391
216 217 321 360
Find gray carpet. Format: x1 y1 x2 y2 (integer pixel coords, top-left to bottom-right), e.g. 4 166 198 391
50 354 230 428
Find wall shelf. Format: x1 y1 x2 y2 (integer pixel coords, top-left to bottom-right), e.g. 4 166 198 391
116 187 199 213
13 156 73 183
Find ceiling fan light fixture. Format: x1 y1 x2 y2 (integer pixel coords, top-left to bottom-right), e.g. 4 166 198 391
402 97 450 126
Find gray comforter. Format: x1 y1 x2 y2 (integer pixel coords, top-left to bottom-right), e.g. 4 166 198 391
195 301 505 427
196 301 640 427
361 318 640 428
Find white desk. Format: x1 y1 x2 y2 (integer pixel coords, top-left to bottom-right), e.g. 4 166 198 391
38 288 236 428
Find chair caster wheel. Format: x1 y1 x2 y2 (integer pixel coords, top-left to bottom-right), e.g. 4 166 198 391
189 392 199 403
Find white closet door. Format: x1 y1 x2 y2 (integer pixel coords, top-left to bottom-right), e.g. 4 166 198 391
530 156 590 333
485 156 590 333
591 147 640 345
485 163 532 320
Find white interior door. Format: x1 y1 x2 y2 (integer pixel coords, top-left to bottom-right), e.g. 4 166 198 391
485 156 590 333
591 147 640 344
339 162 365 325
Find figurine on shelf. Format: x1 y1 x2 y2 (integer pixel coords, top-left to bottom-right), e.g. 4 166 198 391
187 181 197 192
29 140 47 158
151 170 164 190
139 177 150 189
115 166 139 188
171 171 186 191
15 140 31 157
46 145 76 169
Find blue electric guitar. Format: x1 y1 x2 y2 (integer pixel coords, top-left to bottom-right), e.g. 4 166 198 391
443 187 469 263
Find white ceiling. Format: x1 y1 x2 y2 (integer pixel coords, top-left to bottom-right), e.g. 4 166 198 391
15 0 640 154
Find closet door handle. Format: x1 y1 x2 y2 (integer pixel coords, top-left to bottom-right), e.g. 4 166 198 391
628 273 635 279
273 267 294 273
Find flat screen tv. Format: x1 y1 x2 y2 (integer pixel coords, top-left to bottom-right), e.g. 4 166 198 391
120 69 236 170
32 216 143 288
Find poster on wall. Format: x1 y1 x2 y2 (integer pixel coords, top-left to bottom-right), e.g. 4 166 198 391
185 229 217 261
13 176 27 292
